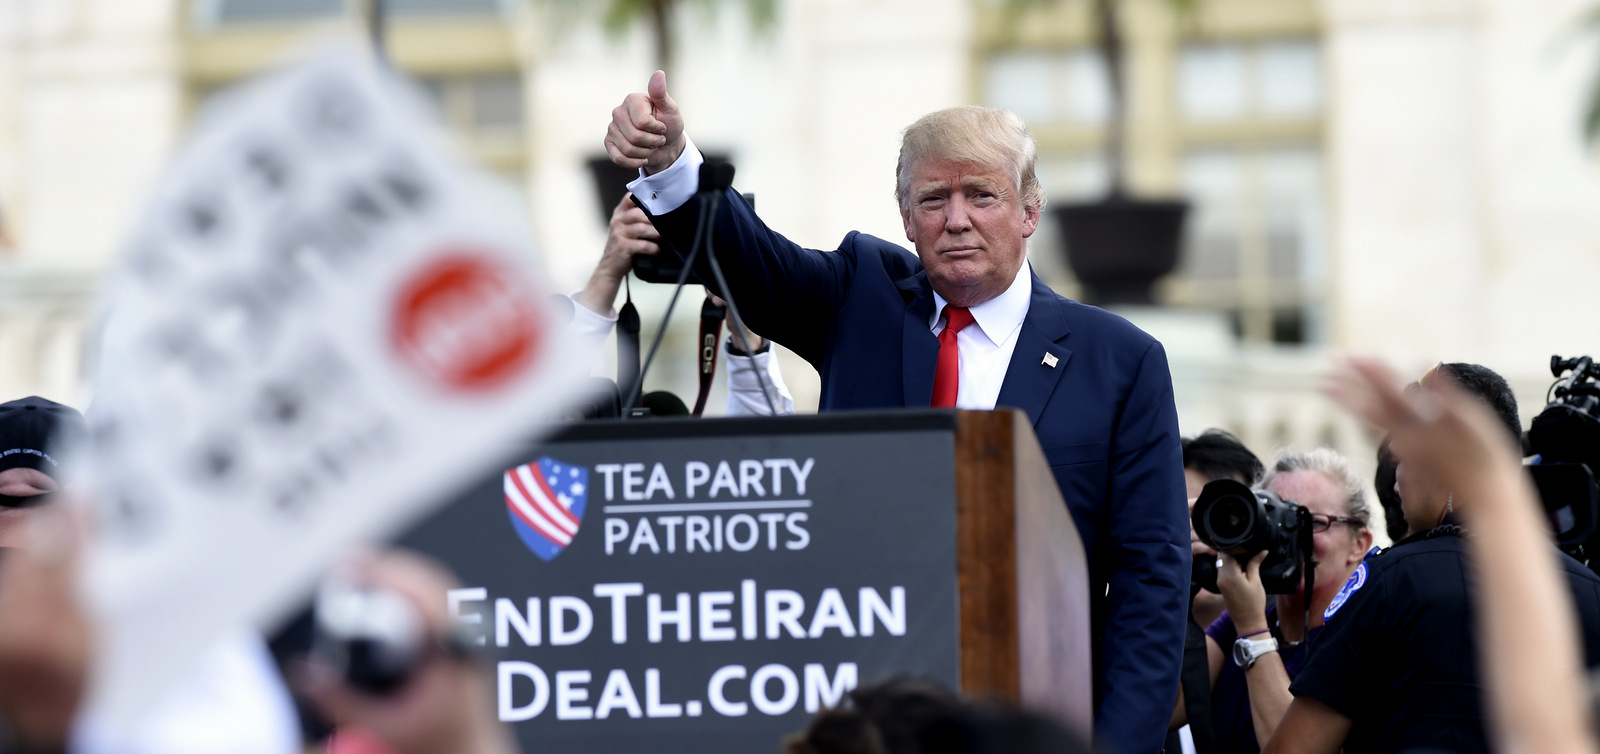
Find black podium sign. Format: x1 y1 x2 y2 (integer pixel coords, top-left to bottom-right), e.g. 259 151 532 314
398 412 963 752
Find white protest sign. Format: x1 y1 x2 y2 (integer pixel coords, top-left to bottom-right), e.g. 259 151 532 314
81 45 591 731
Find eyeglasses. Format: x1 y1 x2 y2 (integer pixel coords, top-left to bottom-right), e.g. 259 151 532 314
1310 513 1363 533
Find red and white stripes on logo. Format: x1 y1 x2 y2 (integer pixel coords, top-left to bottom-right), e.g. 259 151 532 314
504 464 579 546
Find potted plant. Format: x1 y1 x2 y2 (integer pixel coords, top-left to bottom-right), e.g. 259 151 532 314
1006 0 1193 306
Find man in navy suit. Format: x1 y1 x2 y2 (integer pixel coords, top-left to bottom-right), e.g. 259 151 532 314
606 72 1189 754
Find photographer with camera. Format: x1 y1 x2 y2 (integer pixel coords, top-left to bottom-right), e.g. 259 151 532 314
1264 362 1600 754
1170 449 1372 754
570 192 793 417
300 549 517 754
1183 430 1266 629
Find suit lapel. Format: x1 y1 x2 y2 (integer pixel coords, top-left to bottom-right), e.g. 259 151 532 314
897 273 940 407
995 273 1073 427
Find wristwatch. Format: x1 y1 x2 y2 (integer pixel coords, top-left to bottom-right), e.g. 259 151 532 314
726 336 770 357
1233 634 1279 669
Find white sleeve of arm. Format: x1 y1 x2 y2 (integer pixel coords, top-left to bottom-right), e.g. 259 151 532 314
627 136 705 215
725 346 794 417
567 294 617 375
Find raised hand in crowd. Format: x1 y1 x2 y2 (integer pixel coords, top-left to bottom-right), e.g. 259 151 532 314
1324 358 1598 754
605 70 685 175
573 192 659 316
298 550 517 754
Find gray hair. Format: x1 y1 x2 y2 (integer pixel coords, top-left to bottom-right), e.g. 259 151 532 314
895 106 1046 213
1261 447 1372 530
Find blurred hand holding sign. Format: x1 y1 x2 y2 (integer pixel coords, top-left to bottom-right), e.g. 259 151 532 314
81 46 586 732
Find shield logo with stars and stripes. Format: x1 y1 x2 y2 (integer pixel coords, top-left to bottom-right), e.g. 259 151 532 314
503 457 587 561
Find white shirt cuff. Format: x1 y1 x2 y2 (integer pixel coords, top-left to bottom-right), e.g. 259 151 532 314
725 347 794 417
627 135 705 215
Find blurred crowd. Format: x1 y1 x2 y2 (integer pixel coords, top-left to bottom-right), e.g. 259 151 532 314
5 355 1597 754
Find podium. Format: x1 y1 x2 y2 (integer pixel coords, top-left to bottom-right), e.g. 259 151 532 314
398 409 1091 752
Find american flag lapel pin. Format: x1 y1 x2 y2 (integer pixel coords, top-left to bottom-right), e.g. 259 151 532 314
1042 352 1059 368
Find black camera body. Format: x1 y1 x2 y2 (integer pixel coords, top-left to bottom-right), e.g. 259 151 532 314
311 581 425 695
1192 478 1314 595
630 186 753 285
1528 355 1600 568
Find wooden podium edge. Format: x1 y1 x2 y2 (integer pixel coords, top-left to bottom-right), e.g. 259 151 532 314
953 410 1021 697
954 409 1093 735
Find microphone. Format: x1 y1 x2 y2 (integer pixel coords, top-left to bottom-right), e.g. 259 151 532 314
699 159 736 194
572 378 621 420
641 391 689 417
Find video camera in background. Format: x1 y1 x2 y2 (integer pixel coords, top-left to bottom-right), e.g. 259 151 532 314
1528 355 1600 569
1191 479 1314 595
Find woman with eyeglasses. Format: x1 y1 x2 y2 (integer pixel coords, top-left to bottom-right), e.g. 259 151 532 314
1171 448 1373 754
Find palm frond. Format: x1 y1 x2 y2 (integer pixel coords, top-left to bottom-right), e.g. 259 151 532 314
600 0 654 37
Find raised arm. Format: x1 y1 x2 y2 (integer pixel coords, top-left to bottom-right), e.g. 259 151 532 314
1261 696 1351 754
603 73 858 366
574 192 660 317
1218 551 1296 745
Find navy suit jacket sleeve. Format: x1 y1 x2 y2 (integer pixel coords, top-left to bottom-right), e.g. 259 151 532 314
641 189 862 368
1093 340 1189 754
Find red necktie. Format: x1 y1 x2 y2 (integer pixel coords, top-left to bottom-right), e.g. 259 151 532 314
931 306 974 408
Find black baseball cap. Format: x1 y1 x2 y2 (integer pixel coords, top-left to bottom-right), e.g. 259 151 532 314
0 396 87 483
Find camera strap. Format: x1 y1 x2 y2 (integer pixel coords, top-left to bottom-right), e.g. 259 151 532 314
693 296 726 416
626 164 726 414
1180 612 1218 754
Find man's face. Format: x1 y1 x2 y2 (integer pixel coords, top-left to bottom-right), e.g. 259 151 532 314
0 468 57 548
901 158 1040 308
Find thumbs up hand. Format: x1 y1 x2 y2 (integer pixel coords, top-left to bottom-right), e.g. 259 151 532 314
606 70 686 175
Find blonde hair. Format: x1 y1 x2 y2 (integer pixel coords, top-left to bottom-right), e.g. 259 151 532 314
895 106 1045 213
1261 447 1373 530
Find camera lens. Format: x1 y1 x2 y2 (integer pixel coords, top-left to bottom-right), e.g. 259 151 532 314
1205 494 1257 549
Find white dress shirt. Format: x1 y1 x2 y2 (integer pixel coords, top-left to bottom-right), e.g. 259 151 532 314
931 261 1033 410
629 138 1035 410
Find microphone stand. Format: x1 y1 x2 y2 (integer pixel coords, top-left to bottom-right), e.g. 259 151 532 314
624 162 749 414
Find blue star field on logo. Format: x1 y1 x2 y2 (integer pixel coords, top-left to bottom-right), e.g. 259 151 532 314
503 457 588 561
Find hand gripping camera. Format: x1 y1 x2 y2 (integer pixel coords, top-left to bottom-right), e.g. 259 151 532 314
1191 478 1315 595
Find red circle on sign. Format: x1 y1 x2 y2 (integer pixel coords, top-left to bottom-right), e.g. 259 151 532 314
391 251 542 393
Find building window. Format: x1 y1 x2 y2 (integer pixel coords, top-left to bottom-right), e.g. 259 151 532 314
1173 147 1325 343
200 0 504 27
1166 38 1325 344
416 73 524 137
205 0 343 26
386 0 507 15
975 0 1325 345
984 49 1109 126
1177 39 1322 122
